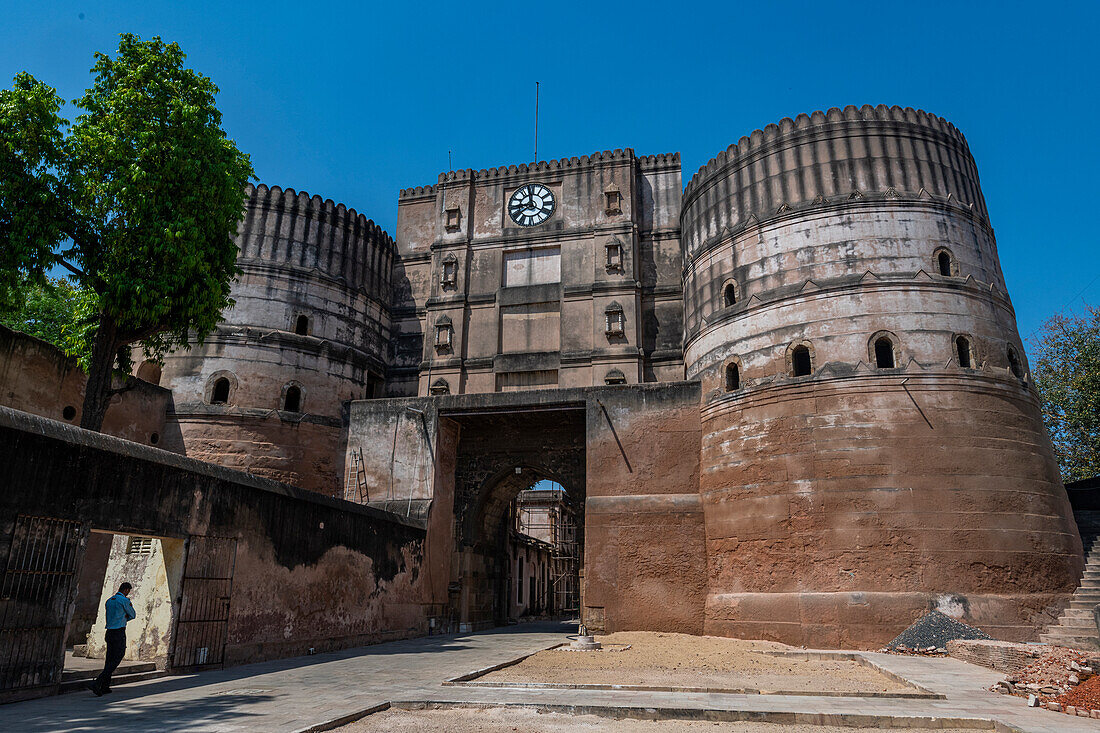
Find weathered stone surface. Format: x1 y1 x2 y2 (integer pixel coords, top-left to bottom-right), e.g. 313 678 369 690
159 183 394 497
0 406 429 698
392 150 685 397
680 109 1079 648
0 324 170 446
0 105 1084 675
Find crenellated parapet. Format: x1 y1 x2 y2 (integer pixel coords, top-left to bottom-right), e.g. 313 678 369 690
682 105 987 258
237 183 395 299
685 105 969 194
637 152 680 171
398 184 436 200
398 148 643 198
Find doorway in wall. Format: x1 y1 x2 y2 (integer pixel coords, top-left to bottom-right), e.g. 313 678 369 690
447 403 586 630
64 531 185 687
509 480 579 620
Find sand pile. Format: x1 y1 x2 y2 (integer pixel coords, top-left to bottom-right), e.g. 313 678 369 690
482 631 908 694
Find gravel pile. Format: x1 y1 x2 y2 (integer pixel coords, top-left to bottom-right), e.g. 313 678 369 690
884 611 991 653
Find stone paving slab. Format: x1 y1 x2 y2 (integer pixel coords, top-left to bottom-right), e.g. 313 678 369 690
2 622 1098 733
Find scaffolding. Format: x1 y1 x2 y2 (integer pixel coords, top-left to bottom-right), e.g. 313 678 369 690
514 489 579 613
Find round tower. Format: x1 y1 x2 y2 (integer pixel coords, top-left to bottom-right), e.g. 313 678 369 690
157 183 395 497
681 105 1081 646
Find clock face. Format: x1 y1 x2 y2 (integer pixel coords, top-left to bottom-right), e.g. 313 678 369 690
508 183 555 227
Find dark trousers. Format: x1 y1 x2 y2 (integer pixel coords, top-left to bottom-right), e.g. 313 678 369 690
94 628 126 692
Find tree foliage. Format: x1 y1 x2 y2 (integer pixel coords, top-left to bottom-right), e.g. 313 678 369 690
0 34 253 430
1031 305 1100 483
0 277 83 350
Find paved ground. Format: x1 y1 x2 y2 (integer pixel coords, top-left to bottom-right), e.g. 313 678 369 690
62 650 150 675
1 620 1098 733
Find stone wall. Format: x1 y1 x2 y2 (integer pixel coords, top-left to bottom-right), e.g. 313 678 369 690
946 639 1048 675
164 410 344 497
682 106 1082 648
698 374 1079 647
0 324 170 447
0 406 430 698
583 382 707 634
345 397 440 504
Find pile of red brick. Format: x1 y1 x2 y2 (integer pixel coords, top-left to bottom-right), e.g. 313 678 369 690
989 645 1100 718
1057 676 1100 715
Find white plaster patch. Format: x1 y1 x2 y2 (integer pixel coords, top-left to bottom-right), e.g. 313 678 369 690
934 594 967 618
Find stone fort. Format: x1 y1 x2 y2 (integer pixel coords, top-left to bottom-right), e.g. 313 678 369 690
0 104 1086 695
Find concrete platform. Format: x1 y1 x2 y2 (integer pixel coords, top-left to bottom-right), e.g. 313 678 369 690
0 621 1096 733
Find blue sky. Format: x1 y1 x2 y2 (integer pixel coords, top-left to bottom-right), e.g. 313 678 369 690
2 1 1096 343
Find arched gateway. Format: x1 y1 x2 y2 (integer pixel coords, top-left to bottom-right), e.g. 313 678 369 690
345 383 708 635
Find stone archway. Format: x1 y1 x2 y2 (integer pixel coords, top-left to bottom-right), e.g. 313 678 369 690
446 406 585 628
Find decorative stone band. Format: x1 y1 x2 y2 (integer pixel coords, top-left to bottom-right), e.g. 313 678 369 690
711 269 1007 321
170 404 343 427
683 188 989 267
684 271 1014 360
697 370 1037 422
236 258 393 306
586 493 703 514
190 326 387 377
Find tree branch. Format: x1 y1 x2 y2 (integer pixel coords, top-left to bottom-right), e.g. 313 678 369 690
53 257 86 279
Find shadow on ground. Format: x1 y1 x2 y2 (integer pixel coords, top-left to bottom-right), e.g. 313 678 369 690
0 619 576 732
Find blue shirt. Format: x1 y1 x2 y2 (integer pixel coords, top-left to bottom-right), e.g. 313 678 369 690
105 592 136 630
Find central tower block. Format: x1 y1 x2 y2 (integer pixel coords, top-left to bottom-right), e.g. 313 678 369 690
681 105 1081 646
389 150 684 397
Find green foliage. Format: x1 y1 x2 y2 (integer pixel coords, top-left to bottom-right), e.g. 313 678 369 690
0 277 86 353
0 33 253 429
1031 305 1100 483
0 74 69 296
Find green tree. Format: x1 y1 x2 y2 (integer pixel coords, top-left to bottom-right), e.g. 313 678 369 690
1031 305 1100 482
0 276 83 349
0 34 253 431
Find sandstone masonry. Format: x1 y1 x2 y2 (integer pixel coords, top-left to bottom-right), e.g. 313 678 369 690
142 105 1084 647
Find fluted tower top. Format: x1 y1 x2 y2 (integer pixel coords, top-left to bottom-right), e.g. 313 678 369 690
235 183 396 303
682 104 989 260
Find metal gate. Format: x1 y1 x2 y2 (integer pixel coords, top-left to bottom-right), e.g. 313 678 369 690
0 515 87 691
172 536 236 668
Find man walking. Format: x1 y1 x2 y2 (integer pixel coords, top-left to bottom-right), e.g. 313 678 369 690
88 582 136 696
